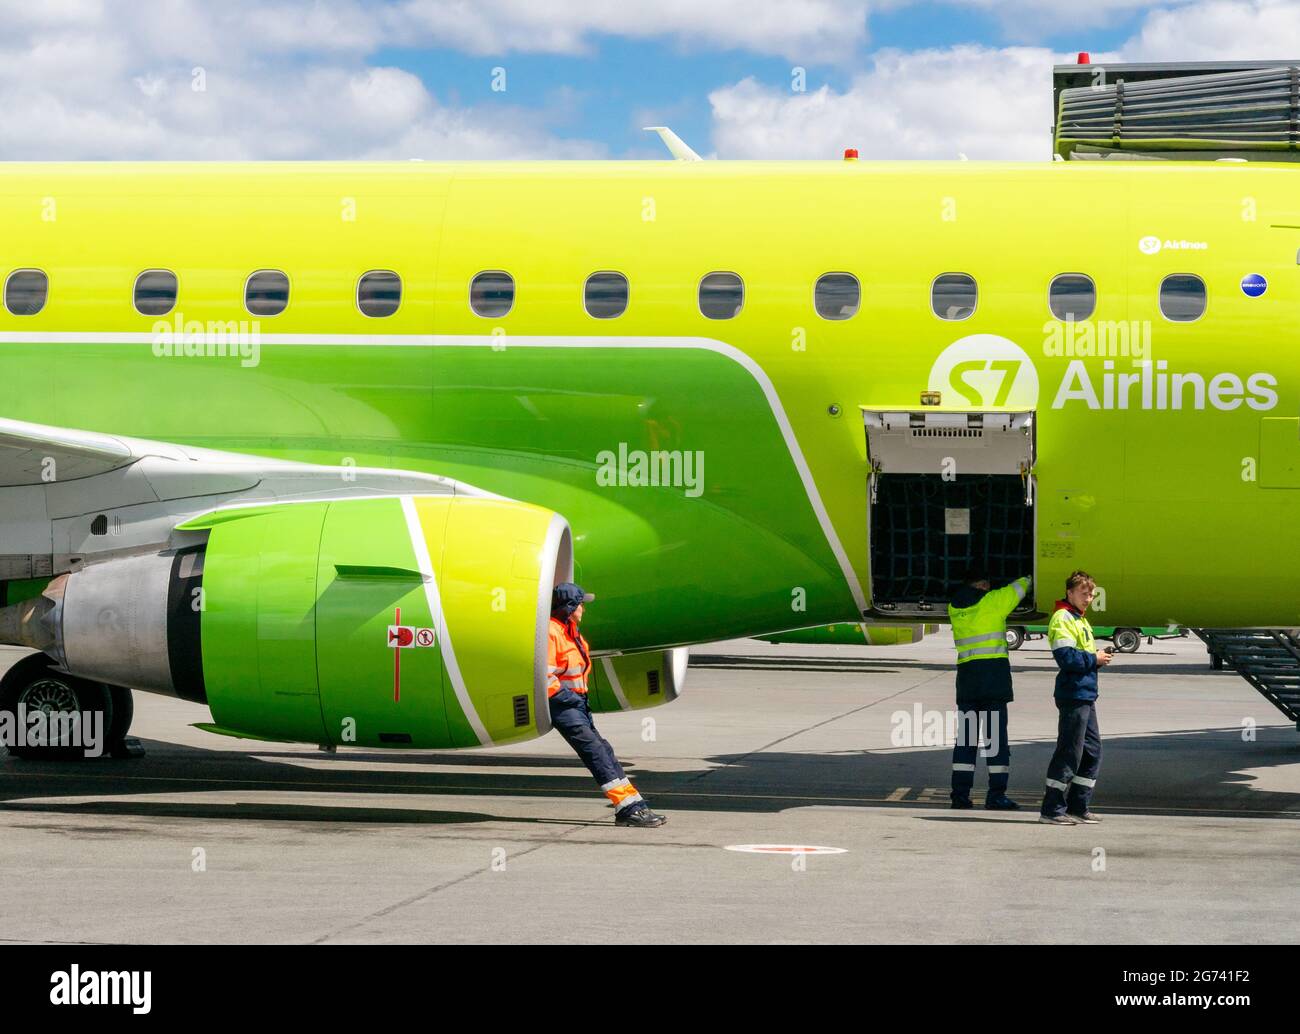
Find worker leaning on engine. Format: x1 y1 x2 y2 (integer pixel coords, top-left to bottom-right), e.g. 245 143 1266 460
546 582 666 828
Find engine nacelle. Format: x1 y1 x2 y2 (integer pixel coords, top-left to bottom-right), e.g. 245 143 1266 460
8 495 573 748
586 647 688 713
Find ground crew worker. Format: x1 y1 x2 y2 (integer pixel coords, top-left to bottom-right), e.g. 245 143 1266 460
547 583 666 828
1039 570 1111 825
947 569 1031 810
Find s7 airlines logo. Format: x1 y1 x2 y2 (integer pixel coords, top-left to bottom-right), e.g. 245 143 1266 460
927 335 1040 408
1139 235 1207 253
927 335 1278 412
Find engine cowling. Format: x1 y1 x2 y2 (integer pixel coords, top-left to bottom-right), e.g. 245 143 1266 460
10 495 573 748
586 647 687 713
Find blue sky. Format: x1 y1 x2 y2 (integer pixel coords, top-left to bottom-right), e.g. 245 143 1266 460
376 5 1149 158
0 1 1296 162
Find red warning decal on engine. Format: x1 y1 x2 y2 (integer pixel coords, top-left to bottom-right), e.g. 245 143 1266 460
387 625 415 648
415 628 436 647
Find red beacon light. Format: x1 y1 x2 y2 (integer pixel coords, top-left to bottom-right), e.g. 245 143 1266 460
1077 52 1091 64
843 147 859 160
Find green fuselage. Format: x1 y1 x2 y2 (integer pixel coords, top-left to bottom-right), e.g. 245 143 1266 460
2 160 1298 651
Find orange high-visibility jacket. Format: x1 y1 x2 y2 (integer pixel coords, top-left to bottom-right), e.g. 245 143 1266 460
547 616 592 696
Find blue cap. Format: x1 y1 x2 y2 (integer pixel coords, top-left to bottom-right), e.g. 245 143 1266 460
552 582 594 617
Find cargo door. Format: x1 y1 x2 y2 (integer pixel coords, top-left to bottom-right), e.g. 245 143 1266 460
863 409 1036 618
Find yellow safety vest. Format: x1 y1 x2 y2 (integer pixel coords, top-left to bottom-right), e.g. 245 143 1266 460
949 576 1031 664
547 617 591 697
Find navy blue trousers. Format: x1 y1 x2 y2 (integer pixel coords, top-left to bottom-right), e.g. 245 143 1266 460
951 703 1011 800
1041 700 1102 817
549 689 627 790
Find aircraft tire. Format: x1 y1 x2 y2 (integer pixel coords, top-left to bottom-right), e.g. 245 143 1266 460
0 653 114 761
1112 628 1142 653
1005 626 1025 651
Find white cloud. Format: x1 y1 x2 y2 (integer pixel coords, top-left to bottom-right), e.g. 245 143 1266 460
3 0 1299 162
0 1 607 159
0 62 606 160
710 45 1068 160
391 0 872 63
1122 0 1300 61
709 0 1300 161
0 0 872 65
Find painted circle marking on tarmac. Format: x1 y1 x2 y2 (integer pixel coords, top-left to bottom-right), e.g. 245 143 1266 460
724 844 847 855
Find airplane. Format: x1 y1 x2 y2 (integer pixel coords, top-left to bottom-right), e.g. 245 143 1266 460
3 58 1300 760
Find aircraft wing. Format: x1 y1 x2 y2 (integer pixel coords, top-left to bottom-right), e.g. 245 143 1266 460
0 418 139 487
0 416 486 578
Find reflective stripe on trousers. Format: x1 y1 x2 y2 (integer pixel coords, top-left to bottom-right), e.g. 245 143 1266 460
951 704 1011 797
550 690 643 813
548 617 634 806
600 777 644 812
1041 701 1102 817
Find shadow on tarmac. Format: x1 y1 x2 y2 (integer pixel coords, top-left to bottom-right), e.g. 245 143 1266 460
691 653 1220 678
1 724 1295 825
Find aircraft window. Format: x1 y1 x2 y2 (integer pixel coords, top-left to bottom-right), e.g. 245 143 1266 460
357 270 401 317
584 271 628 319
133 269 178 316
4 269 48 316
1048 273 1095 321
1159 274 1206 322
814 273 859 320
245 270 289 316
698 272 744 319
470 271 514 317
932 273 977 320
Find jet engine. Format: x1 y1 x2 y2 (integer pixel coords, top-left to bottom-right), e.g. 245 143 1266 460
1 495 575 748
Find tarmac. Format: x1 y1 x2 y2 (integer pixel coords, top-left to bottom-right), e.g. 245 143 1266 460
1 632 1297 944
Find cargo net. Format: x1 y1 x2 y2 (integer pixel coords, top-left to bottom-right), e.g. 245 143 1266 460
870 473 1033 604
1056 65 1300 160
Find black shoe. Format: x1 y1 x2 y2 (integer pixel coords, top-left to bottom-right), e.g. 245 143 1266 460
950 796 974 810
616 806 666 827
1067 810 1101 824
985 795 1021 811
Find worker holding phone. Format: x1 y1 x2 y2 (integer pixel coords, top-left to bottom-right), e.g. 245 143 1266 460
1039 569 1112 825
